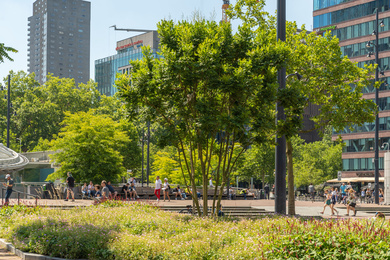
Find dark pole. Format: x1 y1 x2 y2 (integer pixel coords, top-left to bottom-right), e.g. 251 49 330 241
146 121 151 187
6 75 10 148
141 129 145 187
374 7 380 204
275 0 287 214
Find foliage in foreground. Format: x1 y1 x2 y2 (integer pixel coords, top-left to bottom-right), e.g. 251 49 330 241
0 203 389 259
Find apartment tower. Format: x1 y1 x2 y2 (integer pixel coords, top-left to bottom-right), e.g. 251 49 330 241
28 0 91 85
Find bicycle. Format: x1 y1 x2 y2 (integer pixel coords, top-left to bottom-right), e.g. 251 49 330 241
179 204 209 215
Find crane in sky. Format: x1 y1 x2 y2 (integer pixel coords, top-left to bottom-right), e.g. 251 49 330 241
222 0 230 23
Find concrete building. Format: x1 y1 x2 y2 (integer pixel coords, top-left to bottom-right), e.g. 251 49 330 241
314 0 390 178
28 0 91 85
95 31 160 96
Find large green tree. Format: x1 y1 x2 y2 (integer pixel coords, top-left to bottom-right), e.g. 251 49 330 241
228 0 377 215
47 110 129 183
117 10 289 215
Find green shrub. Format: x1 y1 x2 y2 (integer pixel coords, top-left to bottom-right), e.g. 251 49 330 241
0 202 389 259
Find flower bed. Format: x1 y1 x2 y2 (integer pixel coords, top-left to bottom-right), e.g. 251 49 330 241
0 202 389 259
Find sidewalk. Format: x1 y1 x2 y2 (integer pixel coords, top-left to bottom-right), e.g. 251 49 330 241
3 198 388 218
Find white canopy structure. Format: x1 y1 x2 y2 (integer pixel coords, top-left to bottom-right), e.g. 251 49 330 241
0 143 29 173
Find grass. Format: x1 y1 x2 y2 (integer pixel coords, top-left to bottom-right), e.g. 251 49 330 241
0 201 389 259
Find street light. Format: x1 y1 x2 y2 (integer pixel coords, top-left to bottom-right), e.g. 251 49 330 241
367 6 385 205
382 142 390 152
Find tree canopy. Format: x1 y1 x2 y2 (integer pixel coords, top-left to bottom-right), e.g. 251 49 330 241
47 111 129 183
117 12 289 215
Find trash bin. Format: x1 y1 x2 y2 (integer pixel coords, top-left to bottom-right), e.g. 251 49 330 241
260 189 265 199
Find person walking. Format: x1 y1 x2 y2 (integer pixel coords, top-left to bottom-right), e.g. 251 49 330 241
340 182 347 204
330 187 339 216
3 174 13 206
209 177 214 188
345 189 357 216
162 178 170 202
65 172 75 202
154 176 162 202
320 190 333 215
264 184 270 200
308 183 315 202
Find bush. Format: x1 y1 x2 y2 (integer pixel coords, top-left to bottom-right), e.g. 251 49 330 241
0 203 389 259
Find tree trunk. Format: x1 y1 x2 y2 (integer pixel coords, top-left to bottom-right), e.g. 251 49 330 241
286 139 295 215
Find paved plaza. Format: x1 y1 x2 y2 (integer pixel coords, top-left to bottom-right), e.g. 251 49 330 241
3 198 389 219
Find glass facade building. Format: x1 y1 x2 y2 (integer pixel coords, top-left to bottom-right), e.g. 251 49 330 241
314 0 390 178
94 31 160 96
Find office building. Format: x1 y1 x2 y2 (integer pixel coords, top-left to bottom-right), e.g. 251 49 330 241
28 0 91 85
95 31 160 96
314 0 390 178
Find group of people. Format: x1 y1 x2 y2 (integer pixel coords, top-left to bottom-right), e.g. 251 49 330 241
321 183 359 216
154 176 186 202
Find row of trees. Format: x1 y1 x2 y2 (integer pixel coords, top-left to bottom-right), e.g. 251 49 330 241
116 0 377 216
0 0 377 216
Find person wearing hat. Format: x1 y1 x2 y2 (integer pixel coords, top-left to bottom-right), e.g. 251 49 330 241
3 173 14 206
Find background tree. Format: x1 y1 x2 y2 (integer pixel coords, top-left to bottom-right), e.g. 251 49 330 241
236 143 275 189
117 12 289 216
293 128 343 187
47 110 129 183
228 0 377 215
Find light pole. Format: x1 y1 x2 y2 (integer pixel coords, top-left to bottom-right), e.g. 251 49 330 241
275 0 287 215
146 121 151 187
367 6 385 205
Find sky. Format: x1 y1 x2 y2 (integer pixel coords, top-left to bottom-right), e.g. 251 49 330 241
0 0 313 82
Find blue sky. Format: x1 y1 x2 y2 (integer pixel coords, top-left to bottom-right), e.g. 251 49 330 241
0 0 313 82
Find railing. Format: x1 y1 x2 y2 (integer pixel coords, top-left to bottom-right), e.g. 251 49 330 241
1 188 40 207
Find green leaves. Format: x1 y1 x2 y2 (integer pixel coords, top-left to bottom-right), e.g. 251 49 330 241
0 43 17 63
47 111 129 183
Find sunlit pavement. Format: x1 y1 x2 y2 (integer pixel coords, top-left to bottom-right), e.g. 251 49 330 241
3 198 389 219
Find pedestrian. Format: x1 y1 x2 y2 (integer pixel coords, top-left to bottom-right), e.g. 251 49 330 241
88 181 95 197
320 189 333 215
162 178 170 202
379 188 384 204
101 180 110 200
94 185 102 200
209 177 214 188
154 176 162 202
3 174 13 206
308 183 315 202
264 184 270 200
81 183 88 198
107 181 117 199
64 172 75 202
360 189 366 204
172 185 185 200
340 182 347 204
330 187 339 216
345 189 357 216
240 188 248 200
217 204 225 217
121 183 130 200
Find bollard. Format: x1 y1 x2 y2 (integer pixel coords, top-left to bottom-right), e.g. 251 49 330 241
18 192 20 205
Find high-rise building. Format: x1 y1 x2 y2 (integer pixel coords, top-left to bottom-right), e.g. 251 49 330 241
95 31 160 96
314 0 390 179
28 0 91 85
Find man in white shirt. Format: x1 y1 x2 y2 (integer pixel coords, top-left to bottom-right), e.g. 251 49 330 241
154 176 162 202
209 177 214 188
